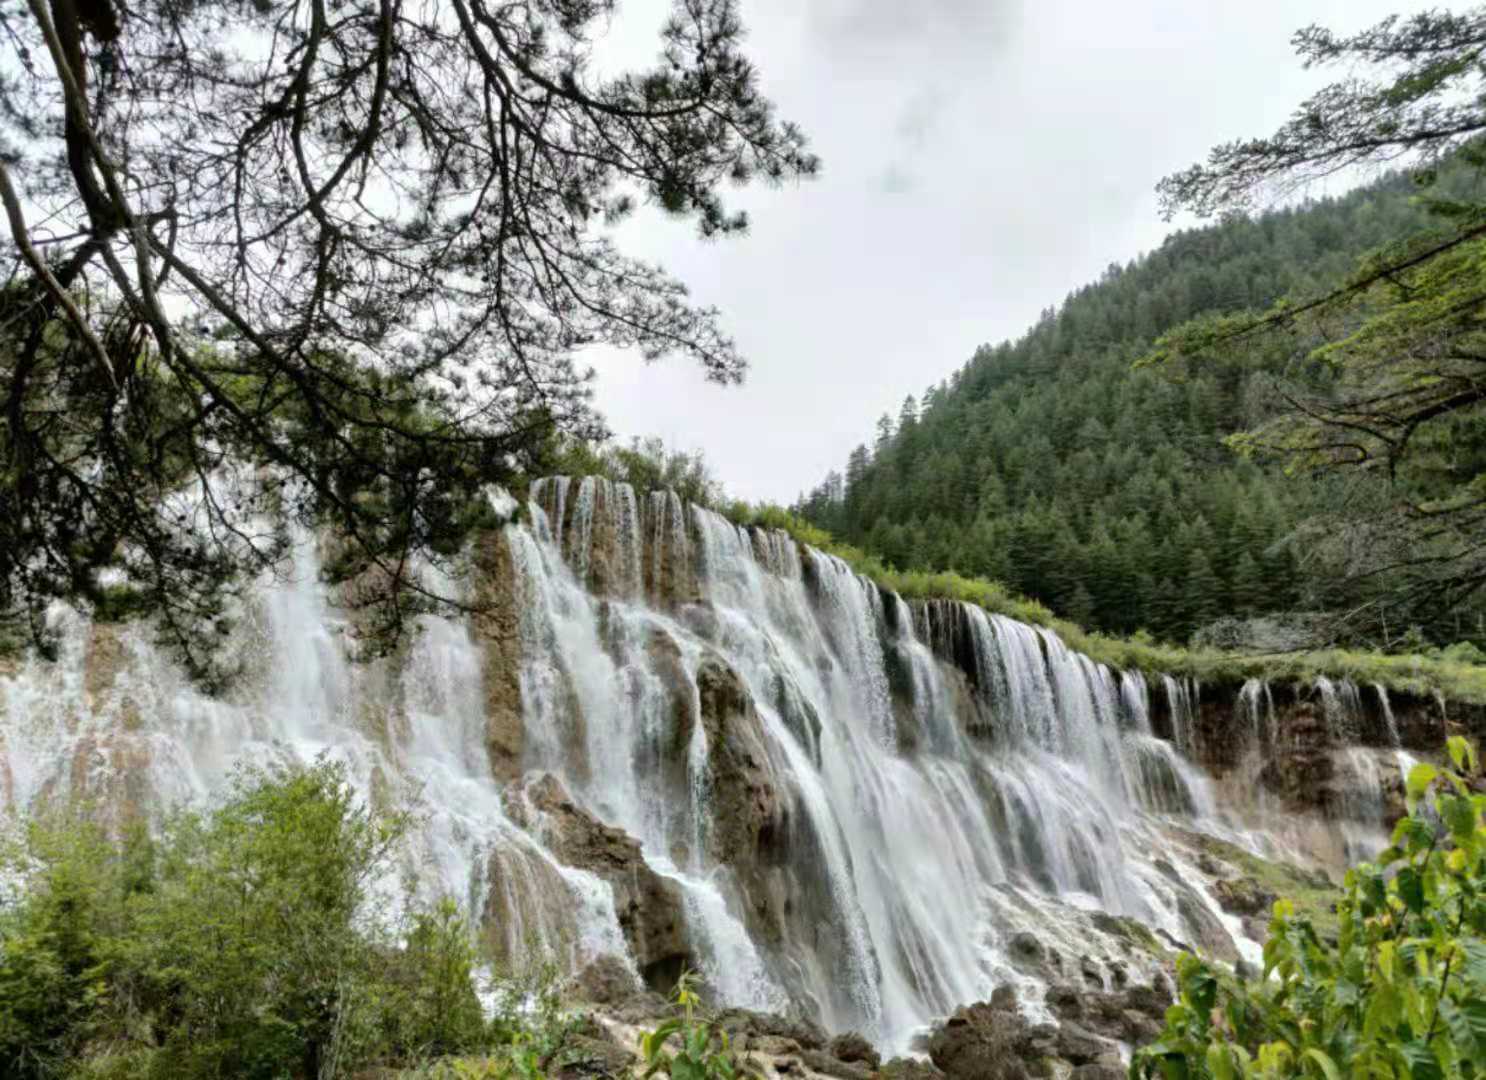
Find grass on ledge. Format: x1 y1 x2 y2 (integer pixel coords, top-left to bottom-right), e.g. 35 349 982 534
723 502 1486 707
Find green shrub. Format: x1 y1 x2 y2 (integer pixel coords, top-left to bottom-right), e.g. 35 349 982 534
0 814 153 1078
379 898 489 1060
1133 736 1486 1079
638 973 758 1080
0 759 522 1079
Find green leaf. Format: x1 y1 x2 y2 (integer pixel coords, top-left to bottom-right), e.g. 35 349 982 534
1398 1039 1444 1080
1461 940 1486 986
1447 736 1476 773
1408 762 1439 802
1207 1043 1236 1080
1304 1048 1342 1080
1438 793 1480 843
1396 866 1426 913
1441 997 1486 1057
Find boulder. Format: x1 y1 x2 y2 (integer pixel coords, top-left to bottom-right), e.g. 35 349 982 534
989 984 1019 1013
1045 983 1085 1021
1121 1008 1163 1045
828 1032 880 1069
1213 876 1277 917
1055 1022 1113 1066
1008 931 1047 969
927 1002 1036 1080
714 1008 828 1053
799 1048 874 1080
516 774 690 990
1124 980 1172 1020
550 1033 636 1079
566 954 640 1006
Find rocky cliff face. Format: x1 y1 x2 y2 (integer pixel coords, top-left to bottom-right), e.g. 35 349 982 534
0 476 1471 1058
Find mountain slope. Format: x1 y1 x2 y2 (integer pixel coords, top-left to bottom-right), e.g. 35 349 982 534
796 169 1483 645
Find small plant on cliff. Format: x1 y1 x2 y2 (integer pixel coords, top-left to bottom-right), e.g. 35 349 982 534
638 972 759 1080
1133 736 1486 1079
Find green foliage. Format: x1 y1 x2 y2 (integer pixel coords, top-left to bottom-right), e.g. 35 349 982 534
638 973 757 1080
1133 737 1486 1080
547 436 722 510
0 760 544 1079
1144 10 1486 651
797 157 1486 650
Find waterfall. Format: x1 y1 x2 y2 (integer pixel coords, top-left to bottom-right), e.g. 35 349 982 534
0 477 1394 1053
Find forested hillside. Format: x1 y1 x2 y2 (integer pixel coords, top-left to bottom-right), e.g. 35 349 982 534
797 168 1486 646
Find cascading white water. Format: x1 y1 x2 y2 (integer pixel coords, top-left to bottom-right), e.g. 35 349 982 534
0 476 1410 1054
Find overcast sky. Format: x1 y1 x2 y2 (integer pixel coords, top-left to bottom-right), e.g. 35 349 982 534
586 0 1424 504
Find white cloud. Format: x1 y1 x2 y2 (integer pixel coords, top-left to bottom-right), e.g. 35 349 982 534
590 0 1435 503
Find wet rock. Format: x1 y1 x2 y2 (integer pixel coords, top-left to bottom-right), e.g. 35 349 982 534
1008 931 1046 968
1055 1022 1113 1066
800 1048 874 1080
1213 876 1276 917
1079 992 1126 1038
1164 876 1239 962
1124 980 1172 1020
828 1032 880 1069
688 655 797 944
471 530 527 783
927 1002 1035 1080
989 984 1019 1013
747 1035 802 1057
1045 983 1085 1021
551 1032 636 1079
516 774 689 990
1071 1066 1125 1080
566 954 640 1005
602 990 670 1025
1078 955 1104 987
1121 1008 1164 1045
1088 911 1165 957
877 1059 945 1079
714 1008 828 1052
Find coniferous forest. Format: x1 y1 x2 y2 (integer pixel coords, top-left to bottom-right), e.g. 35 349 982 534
796 167 1486 650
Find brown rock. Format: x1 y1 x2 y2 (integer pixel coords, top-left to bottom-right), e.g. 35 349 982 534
1121 1008 1163 1046
877 1059 945 1079
1045 983 1085 1021
471 530 526 783
829 1031 880 1069
567 954 641 1005
800 1048 873 1080
1055 1022 1113 1066
551 1032 635 1079
1071 1066 1125 1080
927 1002 1035 1080
714 1008 827 1053
1123 981 1172 1021
517 774 690 990
1213 876 1276 917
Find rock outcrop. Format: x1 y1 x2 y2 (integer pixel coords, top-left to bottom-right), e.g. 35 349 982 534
472 528 526 782
925 977 1172 1080
512 774 691 990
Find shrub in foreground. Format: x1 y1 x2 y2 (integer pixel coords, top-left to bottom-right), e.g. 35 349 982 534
1134 737 1486 1079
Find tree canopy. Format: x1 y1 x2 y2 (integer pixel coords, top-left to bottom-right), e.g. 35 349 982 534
0 0 815 679
1151 7 1486 643
798 8 1486 652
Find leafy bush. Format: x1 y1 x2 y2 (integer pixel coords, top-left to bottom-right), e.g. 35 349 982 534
1133 736 1486 1079
0 760 513 1079
638 973 758 1080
